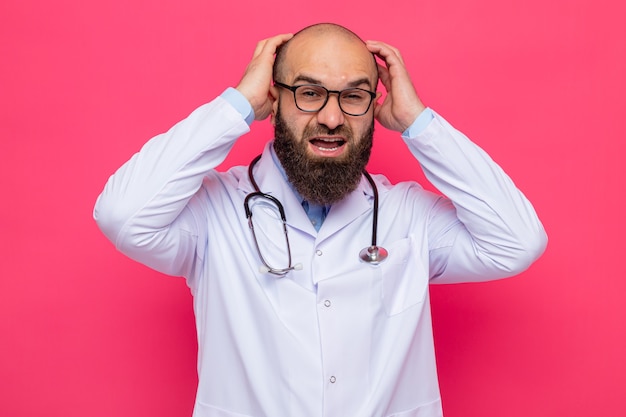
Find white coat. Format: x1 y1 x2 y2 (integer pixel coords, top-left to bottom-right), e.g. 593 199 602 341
94 96 547 417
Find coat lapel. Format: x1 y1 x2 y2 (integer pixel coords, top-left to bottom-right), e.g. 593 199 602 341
316 177 374 244
237 142 317 237
237 141 376 241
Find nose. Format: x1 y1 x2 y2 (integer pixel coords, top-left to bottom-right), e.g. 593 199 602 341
316 93 345 130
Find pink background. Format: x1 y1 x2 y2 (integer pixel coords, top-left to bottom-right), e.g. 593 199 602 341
2 0 625 415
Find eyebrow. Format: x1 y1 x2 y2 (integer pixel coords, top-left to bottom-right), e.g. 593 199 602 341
292 74 374 90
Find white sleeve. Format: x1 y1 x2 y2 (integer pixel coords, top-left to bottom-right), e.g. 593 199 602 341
93 97 250 277
403 110 548 283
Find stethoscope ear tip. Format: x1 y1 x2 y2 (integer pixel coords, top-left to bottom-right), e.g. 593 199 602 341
359 246 388 265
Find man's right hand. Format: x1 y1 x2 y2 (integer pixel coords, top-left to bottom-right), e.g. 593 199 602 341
236 33 293 121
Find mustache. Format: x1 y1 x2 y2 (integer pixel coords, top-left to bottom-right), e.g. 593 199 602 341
302 123 353 139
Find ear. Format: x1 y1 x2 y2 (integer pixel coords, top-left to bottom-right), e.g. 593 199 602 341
269 85 280 126
373 91 384 110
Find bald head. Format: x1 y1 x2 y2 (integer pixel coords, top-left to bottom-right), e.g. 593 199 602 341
273 23 378 88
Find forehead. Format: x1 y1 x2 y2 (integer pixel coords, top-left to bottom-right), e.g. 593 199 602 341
282 33 377 88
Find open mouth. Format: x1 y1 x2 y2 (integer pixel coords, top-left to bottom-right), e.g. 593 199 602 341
309 137 346 152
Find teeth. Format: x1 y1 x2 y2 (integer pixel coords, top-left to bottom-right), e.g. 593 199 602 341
316 145 340 152
310 137 344 153
315 142 341 152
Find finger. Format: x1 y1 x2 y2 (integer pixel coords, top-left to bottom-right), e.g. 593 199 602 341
377 63 391 87
250 33 293 61
260 33 294 57
368 40 403 61
251 39 267 59
366 40 405 68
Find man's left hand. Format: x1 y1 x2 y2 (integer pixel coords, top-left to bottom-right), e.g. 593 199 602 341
366 40 426 133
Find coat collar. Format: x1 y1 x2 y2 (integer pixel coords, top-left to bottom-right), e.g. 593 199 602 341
237 141 376 241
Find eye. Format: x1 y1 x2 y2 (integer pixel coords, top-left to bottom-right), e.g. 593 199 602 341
296 85 326 101
341 89 369 102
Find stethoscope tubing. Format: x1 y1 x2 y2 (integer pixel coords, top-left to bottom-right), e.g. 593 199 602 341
244 153 388 275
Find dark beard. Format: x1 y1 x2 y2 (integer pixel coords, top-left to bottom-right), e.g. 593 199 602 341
273 108 374 206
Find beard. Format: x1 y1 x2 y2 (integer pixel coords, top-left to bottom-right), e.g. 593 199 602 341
273 108 374 206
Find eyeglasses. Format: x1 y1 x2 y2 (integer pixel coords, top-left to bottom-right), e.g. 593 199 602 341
275 81 376 116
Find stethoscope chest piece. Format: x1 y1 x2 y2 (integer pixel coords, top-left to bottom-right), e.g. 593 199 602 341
359 245 388 265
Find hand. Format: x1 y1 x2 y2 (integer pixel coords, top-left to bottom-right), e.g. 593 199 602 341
366 40 426 132
236 33 294 121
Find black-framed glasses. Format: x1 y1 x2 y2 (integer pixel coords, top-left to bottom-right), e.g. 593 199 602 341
275 81 376 116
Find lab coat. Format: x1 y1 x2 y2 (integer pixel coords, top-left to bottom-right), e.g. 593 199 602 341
94 96 547 417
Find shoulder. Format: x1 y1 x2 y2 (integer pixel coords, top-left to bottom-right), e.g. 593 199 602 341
199 164 249 192
371 173 447 215
369 173 426 199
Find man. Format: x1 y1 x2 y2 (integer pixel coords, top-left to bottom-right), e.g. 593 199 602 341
94 23 547 417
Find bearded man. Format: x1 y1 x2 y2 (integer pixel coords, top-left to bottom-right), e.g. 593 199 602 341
94 23 547 417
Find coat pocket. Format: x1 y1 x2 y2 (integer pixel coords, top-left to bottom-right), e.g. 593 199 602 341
380 236 429 316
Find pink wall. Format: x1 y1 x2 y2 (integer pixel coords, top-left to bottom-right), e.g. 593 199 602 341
2 0 625 415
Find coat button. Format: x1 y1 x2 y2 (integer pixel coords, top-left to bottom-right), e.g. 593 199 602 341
324 300 331 307
329 376 336 383
316 250 323 256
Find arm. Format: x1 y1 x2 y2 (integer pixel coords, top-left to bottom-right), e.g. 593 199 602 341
367 40 547 282
407 111 547 282
93 98 250 277
94 34 293 277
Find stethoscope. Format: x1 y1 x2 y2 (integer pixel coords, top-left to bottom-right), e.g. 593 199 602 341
244 154 388 276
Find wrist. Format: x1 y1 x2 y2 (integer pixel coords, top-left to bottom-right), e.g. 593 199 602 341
222 88 255 125
402 108 435 138
402 108 434 138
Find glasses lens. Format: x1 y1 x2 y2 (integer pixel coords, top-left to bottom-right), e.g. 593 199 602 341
294 85 328 112
247 195 291 271
339 89 372 115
